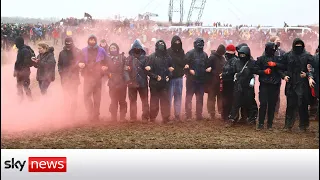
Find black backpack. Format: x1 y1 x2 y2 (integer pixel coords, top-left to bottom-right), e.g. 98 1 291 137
24 46 36 67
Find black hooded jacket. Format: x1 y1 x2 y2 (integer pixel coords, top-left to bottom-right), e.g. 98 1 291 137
107 43 126 88
124 40 148 88
222 54 238 81
255 42 284 85
14 37 34 72
147 40 173 90
185 38 209 83
207 45 226 86
58 45 81 85
279 38 314 99
232 46 256 92
167 35 186 79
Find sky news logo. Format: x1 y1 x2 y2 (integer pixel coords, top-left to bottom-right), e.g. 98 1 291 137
4 157 67 172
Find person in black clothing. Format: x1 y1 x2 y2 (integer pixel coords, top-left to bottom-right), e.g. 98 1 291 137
124 40 150 122
255 42 285 130
185 38 210 120
280 38 315 132
107 43 127 122
146 40 173 123
13 36 34 101
207 44 226 119
78 35 109 122
227 46 256 126
167 35 186 120
236 43 258 124
58 37 81 119
221 44 238 121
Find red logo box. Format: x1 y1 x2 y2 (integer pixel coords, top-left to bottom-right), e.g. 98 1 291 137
28 157 67 172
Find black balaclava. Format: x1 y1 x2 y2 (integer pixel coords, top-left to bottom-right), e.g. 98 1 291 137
265 42 276 57
155 40 167 56
292 38 305 55
276 41 281 48
225 53 235 60
109 43 120 56
238 46 251 62
15 36 24 49
194 38 204 52
171 35 182 52
65 36 74 50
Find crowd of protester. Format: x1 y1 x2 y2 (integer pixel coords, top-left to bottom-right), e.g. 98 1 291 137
5 18 320 135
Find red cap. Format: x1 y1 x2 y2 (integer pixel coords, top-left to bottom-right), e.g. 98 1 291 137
226 44 236 53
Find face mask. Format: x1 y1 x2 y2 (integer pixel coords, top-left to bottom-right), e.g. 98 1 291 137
239 54 248 61
158 44 165 51
293 46 304 54
196 41 204 49
172 42 182 51
265 48 275 56
225 53 234 60
133 48 140 54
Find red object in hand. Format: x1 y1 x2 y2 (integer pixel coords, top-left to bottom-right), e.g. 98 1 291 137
311 87 316 97
268 61 277 67
264 68 272 75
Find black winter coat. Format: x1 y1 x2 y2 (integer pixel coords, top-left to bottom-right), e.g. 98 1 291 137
58 46 81 85
35 47 56 82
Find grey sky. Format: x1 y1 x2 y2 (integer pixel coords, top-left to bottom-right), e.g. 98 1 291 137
1 0 319 26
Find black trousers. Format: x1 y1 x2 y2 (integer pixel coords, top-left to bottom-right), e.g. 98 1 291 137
185 81 205 119
128 87 149 120
83 78 102 119
150 88 170 121
16 74 32 100
285 92 309 129
109 86 127 119
258 83 280 127
221 81 234 121
229 87 255 122
207 84 222 118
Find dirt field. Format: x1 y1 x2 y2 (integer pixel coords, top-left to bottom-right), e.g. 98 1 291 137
1 119 319 149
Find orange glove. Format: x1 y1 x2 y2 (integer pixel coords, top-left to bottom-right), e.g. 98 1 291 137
267 61 276 67
264 68 272 75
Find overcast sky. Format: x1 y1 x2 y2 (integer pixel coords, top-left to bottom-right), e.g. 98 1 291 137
1 0 319 26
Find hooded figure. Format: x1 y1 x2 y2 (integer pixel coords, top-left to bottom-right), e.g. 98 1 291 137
227 46 257 126
206 44 226 119
125 39 150 121
255 42 285 130
279 38 315 132
107 42 127 122
13 36 34 100
167 35 186 120
146 40 173 123
79 34 109 122
58 37 81 118
184 37 209 120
